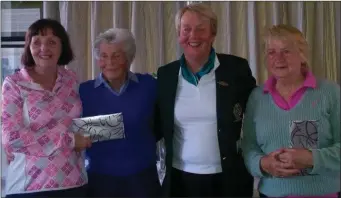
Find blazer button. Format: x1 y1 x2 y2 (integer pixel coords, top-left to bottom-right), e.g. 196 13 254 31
218 129 221 132
222 157 226 160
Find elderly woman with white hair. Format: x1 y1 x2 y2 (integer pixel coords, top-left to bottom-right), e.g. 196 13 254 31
79 28 161 197
242 24 340 197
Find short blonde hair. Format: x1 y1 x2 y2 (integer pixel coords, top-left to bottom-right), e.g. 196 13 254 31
264 24 309 68
175 3 218 36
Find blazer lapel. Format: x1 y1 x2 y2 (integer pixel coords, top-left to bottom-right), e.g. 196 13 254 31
215 55 239 149
164 63 180 136
215 64 234 123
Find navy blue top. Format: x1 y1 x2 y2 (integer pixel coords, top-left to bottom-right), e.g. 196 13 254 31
79 72 157 176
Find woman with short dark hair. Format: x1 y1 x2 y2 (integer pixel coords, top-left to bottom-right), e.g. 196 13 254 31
21 18 74 67
1 18 91 197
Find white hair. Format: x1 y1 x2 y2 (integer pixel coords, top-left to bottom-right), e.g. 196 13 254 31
93 28 136 64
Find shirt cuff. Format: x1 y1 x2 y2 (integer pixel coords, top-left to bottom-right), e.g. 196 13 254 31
254 154 268 178
309 149 321 175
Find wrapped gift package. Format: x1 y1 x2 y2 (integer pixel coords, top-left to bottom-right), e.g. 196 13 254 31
156 138 166 184
72 113 125 143
289 120 318 176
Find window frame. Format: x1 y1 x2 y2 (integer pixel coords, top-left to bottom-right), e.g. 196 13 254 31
1 1 43 41
1 1 43 81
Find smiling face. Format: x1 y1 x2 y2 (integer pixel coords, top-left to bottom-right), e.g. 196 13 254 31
97 42 129 81
266 38 303 79
178 11 215 61
29 28 62 69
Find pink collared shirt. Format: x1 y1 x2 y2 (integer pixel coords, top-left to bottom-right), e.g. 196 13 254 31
1 67 87 194
263 71 338 198
263 71 317 110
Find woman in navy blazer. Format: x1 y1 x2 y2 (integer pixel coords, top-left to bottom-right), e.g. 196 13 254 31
155 3 256 197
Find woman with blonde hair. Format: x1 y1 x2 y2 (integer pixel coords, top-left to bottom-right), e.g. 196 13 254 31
156 2 256 197
242 24 340 197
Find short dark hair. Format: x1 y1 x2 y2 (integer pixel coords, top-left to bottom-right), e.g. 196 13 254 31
21 18 74 67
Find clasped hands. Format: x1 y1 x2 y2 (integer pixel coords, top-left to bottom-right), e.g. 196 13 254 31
260 148 314 178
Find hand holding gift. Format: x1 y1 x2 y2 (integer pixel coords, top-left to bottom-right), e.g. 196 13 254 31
74 132 92 152
72 113 125 143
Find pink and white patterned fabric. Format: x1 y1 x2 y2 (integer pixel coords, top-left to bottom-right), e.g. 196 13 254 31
1 67 87 195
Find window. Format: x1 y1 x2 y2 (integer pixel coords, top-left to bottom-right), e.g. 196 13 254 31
1 1 42 83
1 1 42 196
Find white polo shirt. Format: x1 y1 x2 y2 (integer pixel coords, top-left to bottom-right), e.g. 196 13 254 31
172 56 222 174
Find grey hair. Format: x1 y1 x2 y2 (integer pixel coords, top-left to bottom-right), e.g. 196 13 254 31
93 28 136 64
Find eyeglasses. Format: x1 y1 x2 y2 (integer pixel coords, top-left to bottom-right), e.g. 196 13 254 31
99 52 125 62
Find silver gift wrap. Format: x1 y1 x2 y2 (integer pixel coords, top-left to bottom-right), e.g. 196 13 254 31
289 120 318 176
156 138 166 184
72 113 125 143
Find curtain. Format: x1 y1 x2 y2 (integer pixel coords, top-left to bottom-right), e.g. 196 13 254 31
43 1 59 21
1 2 339 196
59 1 187 81
57 1 340 84
56 2 340 196
208 1 340 83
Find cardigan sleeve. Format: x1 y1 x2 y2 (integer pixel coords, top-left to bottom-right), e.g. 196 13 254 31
241 88 267 178
310 82 340 174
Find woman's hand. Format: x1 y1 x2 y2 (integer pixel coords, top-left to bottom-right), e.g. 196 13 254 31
277 148 314 169
7 156 14 164
74 133 92 152
260 149 301 177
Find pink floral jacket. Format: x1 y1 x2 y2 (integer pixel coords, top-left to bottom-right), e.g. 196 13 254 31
1 67 87 195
